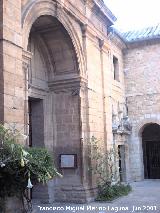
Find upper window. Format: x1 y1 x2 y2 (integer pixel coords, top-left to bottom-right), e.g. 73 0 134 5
113 56 120 82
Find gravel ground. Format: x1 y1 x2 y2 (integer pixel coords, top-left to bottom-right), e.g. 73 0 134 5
33 180 160 213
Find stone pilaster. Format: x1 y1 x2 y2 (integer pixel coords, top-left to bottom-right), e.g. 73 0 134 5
2 0 24 133
22 50 32 141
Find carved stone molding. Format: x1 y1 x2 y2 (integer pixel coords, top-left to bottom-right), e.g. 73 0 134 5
112 115 132 135
22 50 32 64
48 75 87 94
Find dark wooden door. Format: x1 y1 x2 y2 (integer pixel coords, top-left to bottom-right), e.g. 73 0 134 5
118 145 126 182
146 141 160 179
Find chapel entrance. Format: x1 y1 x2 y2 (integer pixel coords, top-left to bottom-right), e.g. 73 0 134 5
26 15 81 202
142 123 160 179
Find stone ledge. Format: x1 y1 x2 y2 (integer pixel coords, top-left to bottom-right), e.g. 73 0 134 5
48 76 87 93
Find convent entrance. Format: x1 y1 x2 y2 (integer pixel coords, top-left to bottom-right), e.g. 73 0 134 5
142 123 160 179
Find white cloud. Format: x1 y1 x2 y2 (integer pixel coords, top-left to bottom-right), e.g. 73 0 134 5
104 0 160 31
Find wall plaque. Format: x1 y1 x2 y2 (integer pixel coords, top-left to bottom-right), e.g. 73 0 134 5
59 154 77 169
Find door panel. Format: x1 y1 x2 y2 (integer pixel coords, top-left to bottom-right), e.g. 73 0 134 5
146 141 160 179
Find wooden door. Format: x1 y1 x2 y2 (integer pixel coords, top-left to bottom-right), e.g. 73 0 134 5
146 141 160 179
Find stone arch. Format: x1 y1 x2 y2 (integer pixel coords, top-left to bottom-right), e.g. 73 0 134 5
133 118 160 180
129 118 160 181
35 34 55 78
136 118 160 138
22 0 85 75
141 123 160 179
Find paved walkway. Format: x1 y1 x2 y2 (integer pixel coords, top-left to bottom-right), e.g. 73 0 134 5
33 180 160 213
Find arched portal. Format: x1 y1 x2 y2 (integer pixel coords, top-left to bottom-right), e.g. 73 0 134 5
142 123 160 179
26 15 82 203
22 0 86 76
27 15 79 81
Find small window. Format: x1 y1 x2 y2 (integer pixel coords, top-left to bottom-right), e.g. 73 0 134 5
113 56 119 82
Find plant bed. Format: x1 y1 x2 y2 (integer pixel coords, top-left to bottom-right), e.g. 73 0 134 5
96 183 132 202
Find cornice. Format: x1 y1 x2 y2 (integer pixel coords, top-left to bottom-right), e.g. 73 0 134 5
48 75 87 93
93 0 116 24
85 0 116 24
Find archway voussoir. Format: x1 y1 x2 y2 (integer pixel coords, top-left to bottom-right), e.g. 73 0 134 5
22 0 85 76
135 117 160 138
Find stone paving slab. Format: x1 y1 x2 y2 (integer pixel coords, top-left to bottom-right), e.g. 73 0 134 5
33 180 160 213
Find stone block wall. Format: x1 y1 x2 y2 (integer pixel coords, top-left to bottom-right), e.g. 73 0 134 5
83 33 126 146
80 29 127 184
0 0 128 203
1 0 25 133
124 41 160 180
44 91 83 203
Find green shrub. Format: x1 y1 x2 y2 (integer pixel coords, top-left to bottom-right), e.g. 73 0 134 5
0 124 61 198
96 183 132 201
88 136 119 186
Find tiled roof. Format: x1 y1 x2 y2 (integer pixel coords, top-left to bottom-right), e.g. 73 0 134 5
121 24 160 42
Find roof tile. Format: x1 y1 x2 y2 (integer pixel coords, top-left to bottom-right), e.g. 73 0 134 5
121 24 160 42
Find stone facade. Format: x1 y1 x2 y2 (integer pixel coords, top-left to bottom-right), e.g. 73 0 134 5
124 40 160 181
0 0 159 203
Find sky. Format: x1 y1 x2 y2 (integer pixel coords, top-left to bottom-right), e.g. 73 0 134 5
104 0 160 32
